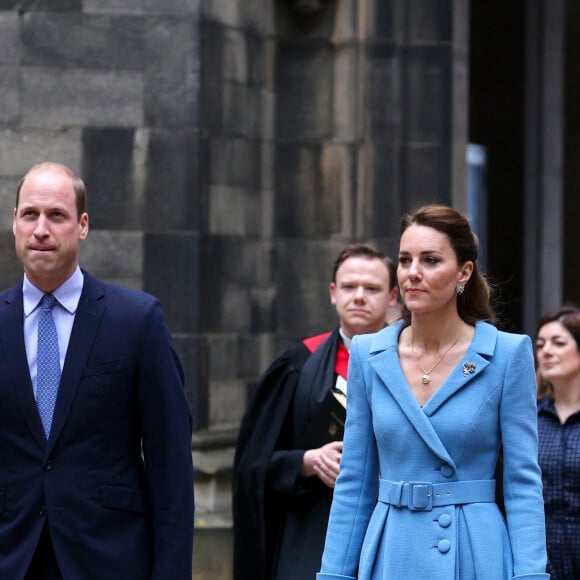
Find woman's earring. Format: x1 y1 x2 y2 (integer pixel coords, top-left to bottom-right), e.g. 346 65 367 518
456 284 465 295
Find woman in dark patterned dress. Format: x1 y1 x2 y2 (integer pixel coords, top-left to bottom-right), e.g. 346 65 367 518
536 306 580 579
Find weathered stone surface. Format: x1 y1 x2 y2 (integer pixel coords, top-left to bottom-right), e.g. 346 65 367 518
404 45 451 142
144 129 200 231
142 0 199 16
83 0 143 15
21 68 143 128
0 12 20 64
21 13 144 70
143 231 200 333
0 0 81 11
0 231 22 289
79 230 143 289
82 127 141 230
0 66 19 124
407 0 452 42
0 129 82 178
210 136 258 189
143 17 199 127
275 41 333 141
209 379 247 428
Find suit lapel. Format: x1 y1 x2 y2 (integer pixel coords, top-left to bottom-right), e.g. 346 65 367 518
47 273 106 451
0 286 47 449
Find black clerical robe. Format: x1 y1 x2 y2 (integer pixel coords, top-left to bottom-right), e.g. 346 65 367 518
232 328 345 580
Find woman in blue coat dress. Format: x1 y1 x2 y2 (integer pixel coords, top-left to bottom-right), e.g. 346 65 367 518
317 205 549 579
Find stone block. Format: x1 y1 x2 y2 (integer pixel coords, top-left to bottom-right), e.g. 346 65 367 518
407 0 452 43
79 230 143 290
240 0 272 36
21 13 144 70
173 334 209 430
332 0 356 42
21 68 143 128
200 0 239 28
0 177 16 230
222 29 248 84
0 0 81 11
221 286 251 332
275 144 342 237
258 89 275 141
144 129 200 231
366 41 399 144
143 231 200 333
275 41 333 141
143 16 199 127
142 0 199 16
403 143 451 207
0 66 19 124
404 45 451 142
222 82 261 139
332 45 357 141
210 136 258 189
273 239 341 335
209 185 249 235
361 143 402 239
208 335 239 381
364 0 398 40
199 23 224 133
0 231 22 290
83 0 143 14
320 144 353 236
0 129 82 178
0 12 20 64
191 527 233 580
82 127 142 230
209 379 247 428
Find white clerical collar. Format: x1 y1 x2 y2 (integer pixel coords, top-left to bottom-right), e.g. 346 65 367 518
339 328 352 351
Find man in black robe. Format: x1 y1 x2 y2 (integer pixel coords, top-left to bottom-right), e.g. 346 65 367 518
233 244 399 580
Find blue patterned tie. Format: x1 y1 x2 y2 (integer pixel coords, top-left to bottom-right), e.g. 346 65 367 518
37 294 61 438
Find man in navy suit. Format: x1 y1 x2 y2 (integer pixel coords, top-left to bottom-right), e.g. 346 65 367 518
0 162 195 579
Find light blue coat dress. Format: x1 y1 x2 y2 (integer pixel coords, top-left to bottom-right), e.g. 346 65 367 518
317 321 549 579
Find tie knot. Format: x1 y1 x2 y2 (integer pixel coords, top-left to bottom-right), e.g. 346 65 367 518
41 294 57 311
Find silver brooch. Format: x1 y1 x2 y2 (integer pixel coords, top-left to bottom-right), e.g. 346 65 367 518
463 361 476 376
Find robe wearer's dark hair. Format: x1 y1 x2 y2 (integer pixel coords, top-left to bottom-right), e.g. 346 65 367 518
399 204 496 325
332 243 397 291
535 305 580 399
16 162 87 220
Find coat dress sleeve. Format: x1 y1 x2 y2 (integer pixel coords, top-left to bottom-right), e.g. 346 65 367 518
317 333 379 579
498 333 548 579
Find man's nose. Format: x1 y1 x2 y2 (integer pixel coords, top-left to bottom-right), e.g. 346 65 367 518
354 286 365 299
33 216 49 236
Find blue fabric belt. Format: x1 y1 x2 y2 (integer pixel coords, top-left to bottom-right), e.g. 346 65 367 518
378 478 496 511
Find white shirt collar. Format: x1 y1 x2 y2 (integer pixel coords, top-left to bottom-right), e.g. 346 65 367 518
23 266 85 316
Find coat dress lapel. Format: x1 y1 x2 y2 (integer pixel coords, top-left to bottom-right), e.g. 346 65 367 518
367 321 498 469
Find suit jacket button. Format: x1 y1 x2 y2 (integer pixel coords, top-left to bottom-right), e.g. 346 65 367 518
39 506 46 517
437 539 451 553
438 513 452 528
43 462 53 471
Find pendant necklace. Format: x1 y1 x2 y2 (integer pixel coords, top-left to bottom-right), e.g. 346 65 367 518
411 334 461 385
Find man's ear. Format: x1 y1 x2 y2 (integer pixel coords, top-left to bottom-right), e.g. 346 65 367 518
329 282 337 305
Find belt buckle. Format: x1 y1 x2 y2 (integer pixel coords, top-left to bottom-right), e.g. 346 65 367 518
407 482 433 511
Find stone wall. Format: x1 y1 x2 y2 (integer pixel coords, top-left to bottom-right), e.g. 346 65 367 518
0 0 469 577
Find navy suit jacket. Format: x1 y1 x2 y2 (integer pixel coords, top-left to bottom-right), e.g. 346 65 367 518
0 271 194 579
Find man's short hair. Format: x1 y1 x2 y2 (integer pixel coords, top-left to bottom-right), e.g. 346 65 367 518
331 243 396 290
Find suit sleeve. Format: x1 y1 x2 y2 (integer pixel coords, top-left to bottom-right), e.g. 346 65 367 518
499 334 549 579
318 335 379 579
137 299 194 580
